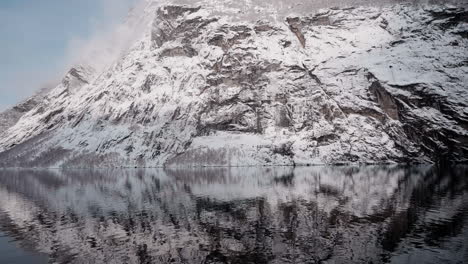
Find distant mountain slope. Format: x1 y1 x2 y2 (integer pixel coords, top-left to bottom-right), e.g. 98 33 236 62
0 84 55 135
0 1 467 167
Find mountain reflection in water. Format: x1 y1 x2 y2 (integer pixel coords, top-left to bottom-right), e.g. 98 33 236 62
0 166 466 264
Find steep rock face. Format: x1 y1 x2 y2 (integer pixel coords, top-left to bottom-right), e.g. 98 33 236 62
0 2 467 167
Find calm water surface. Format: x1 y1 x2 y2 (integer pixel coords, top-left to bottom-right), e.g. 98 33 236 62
0 166 466 264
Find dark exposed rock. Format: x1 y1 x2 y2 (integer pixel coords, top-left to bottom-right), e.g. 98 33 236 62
159 45 198 58
142 74 157 93
367 74 399 120
272 142 294 157
286 17 306 48
42 108 64 124
208 25 253 51
151 6 217 48
364 73 468 163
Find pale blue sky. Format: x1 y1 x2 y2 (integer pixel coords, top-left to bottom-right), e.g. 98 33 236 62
0 0 136 111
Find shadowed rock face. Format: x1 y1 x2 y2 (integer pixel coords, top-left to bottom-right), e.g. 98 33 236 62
0 166 467 263
0 2 467 167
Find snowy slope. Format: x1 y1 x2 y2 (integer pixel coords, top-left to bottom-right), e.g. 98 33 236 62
0 83 55 135
0 1 467 167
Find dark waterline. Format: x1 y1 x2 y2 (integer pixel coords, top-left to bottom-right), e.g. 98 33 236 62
0 165 466 263
0 232 48 264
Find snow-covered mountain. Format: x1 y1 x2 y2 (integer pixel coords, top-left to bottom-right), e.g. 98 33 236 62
0 0 467 167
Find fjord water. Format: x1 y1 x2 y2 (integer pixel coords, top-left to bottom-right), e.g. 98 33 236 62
0 166 466 263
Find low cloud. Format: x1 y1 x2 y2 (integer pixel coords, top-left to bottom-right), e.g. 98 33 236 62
64 0 145 74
